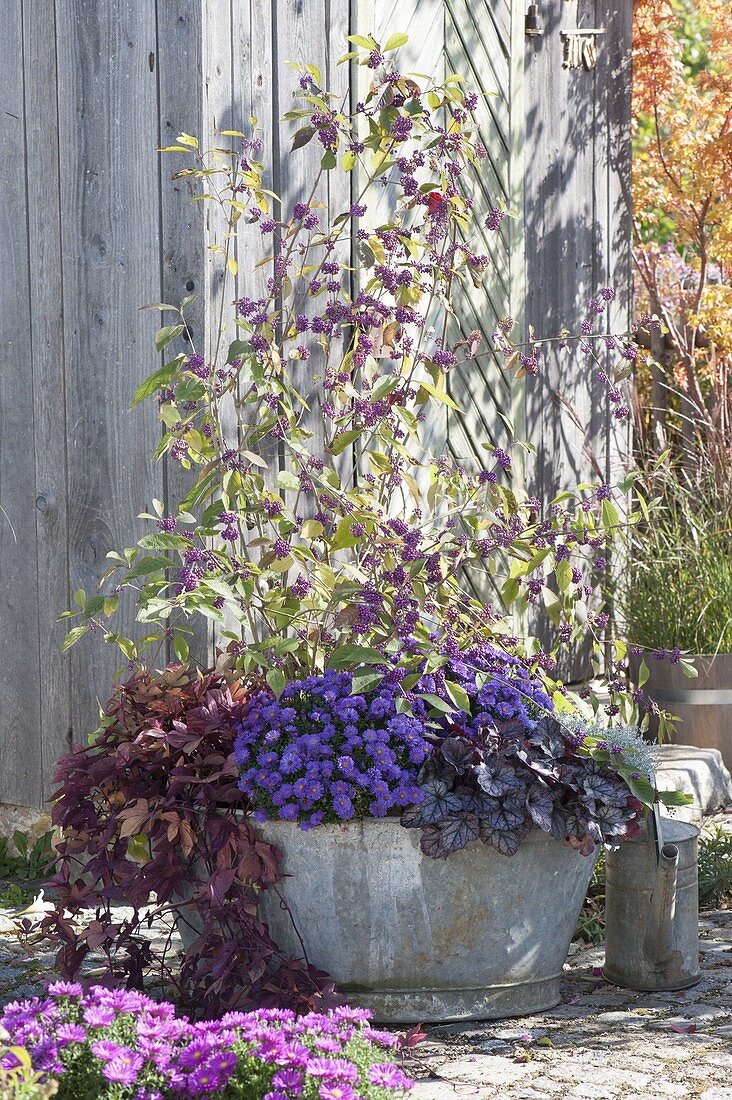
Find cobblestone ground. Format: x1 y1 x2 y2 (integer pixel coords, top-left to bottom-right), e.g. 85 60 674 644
410 911 732 1100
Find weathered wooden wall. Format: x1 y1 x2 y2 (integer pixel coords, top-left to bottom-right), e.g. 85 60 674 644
0 0 351 806
0 0 632 807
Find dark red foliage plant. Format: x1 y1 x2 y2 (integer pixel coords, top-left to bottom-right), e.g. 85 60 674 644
39 664 331 1018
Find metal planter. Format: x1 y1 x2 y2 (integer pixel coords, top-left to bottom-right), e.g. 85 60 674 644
259 817 596 1023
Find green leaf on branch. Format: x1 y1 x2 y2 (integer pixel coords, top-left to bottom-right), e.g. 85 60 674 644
617 769 656 806
418 693 458 716
155 324 185 353
329 429 362 456
61 626 89 652
351 669 383 695
444 680 471 714
601 499 620 528
226 339 251 361
556 558 573 593
329 645 386 668
266 668 287 697
416 380 462 412
131 357 183 408
502 577 520 606
658 789 694 807
139 533 191 551
347 34 378 49
291 126 315 152
126 555 172 579
384 32 409 50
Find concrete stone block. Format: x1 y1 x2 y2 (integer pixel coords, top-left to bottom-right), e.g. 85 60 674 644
656 745 732 820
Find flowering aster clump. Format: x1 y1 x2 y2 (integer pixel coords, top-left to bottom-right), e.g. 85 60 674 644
0 984 413 1100
235 671 430 826
419 645 554 733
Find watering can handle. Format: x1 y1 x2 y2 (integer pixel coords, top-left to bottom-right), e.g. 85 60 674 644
650 803 665 865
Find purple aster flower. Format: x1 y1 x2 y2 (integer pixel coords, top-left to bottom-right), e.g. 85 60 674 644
103 1051 144 1087
84 1005 116 1027
273 1068 304 1092
306 1057 359 1083
56 1022 87 1045
178 1038 217 1070
190 1059 231 1093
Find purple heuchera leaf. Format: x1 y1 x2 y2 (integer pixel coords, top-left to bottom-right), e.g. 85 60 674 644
440 736 476 773
482 797 526 833
480 824 524 856
581 767 632 809
419 812 479 858
526 781 554 833
416 779 465 825
475 760 520 797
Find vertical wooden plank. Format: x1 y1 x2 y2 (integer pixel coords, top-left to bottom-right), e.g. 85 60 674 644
523 0 603 505
600 0 633 486
508 0 527 460
56 0 164 740
274 0 331 463
232 0 275 461
522 0 632 667
23 0 73 799
201 0 235 371
369 0 449 475
326 0 354 488
0 0 43 805
156 0 211 669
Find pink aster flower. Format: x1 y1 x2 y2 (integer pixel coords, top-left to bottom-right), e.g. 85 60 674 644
320 1087 358 1100
368 1063 415 1089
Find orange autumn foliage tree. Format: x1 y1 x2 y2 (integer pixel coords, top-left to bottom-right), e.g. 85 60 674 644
632 0 732 482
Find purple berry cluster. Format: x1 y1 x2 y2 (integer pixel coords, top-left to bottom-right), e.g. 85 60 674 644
235 670 431 827
1 983 413 1099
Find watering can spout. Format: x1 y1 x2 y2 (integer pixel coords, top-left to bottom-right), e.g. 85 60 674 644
644 842 680 966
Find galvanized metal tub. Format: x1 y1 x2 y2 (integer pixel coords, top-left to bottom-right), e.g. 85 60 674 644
258 818 596 1023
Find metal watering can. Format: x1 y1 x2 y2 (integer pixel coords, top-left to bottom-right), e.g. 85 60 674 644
603 808 700 991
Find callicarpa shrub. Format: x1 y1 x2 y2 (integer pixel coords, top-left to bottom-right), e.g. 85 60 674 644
0 983 413 1100
60 35 646 726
